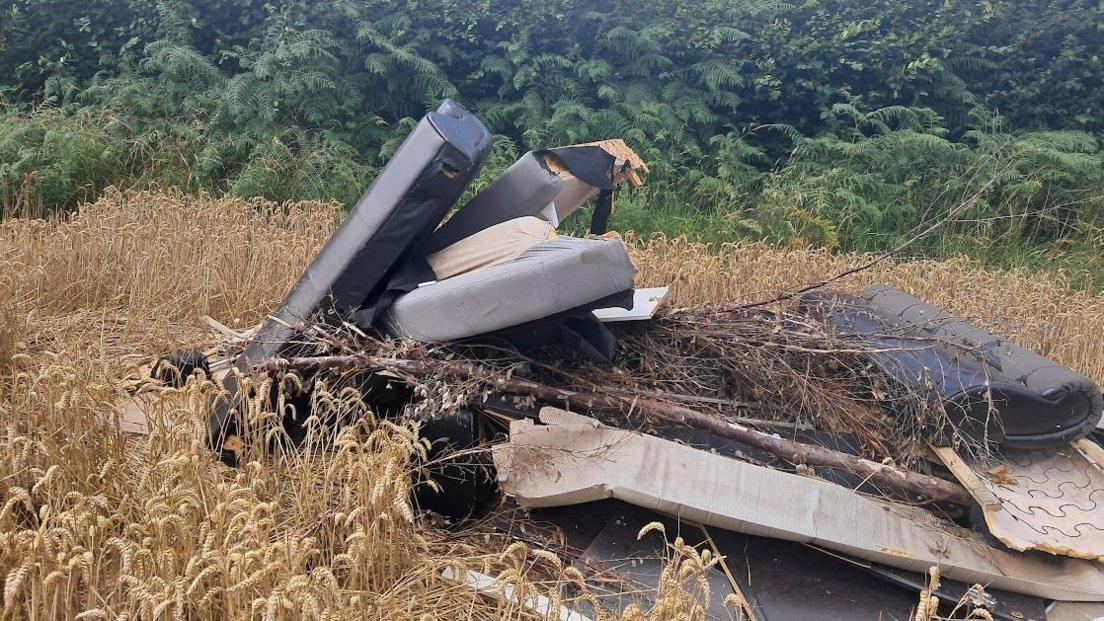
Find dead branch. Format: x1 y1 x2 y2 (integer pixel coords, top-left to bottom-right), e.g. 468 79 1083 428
259 353 972 506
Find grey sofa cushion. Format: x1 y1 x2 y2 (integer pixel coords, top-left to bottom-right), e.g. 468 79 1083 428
423 151 565 255
385 236 636 342
802 284 1103 448
237 99 491 368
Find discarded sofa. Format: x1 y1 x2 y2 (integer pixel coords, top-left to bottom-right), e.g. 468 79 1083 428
209 100 650 453
802 284 1103 448
384 236 636 343
234 99 492 371
379 139 648 357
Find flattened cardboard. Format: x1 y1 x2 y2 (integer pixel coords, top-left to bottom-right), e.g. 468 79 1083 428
494 413 1104 601
117 390 204 439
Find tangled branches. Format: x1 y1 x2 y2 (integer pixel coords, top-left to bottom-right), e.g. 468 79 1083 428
265 303 956 464
247 303 978 506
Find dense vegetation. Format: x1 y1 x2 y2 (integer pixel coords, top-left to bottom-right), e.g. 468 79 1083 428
1 0 1102 275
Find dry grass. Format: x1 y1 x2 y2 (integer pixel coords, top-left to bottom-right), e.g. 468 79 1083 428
2 189 1102 619
0 187 340 353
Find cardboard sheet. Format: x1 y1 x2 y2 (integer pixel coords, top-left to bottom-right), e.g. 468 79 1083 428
494 413 1104 601
116 389 204 439
933 444 1104 561
118 392 159 435
386 237 635 343
118 347 230 438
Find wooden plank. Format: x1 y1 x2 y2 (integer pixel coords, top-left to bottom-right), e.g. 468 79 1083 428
1075 438 1104 472
929 445 1002 510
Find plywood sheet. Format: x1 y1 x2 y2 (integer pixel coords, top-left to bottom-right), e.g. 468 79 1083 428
933 444 1104 561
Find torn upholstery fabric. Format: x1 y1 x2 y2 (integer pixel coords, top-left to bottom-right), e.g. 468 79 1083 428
493 412 1104 601
427 216 555 280
424 141 646 255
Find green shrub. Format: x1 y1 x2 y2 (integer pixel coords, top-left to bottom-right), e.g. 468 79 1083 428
1 0 1102 278
0 107 124 212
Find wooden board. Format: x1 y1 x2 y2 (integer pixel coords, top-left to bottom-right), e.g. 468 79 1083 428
933 444 1104 561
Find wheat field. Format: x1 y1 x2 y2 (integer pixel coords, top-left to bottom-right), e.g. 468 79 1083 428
2 189 1102 619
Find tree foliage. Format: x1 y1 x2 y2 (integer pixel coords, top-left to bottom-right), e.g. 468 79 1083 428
1 0 1102 267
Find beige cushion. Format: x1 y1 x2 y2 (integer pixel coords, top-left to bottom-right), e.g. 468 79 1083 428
427 216 555 280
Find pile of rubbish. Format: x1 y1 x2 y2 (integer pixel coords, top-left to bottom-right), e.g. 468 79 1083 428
127 101 1104 620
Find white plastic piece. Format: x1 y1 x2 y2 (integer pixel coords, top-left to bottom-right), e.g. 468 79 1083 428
539 201 561 228
592 286 669 323
441 567 593 621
